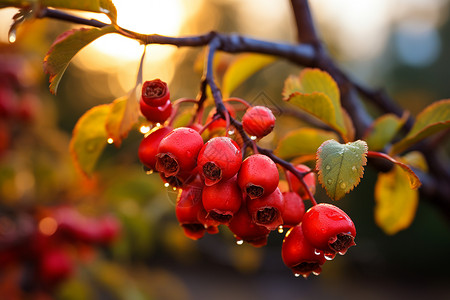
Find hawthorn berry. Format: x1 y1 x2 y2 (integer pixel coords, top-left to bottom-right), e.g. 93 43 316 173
247 187 285 231
237 154 279 199
205 104 236 133
197 137 242 186
281 191 305 228
282 224 326 278
138 126 172 171
141 79 170 107
39 247 73 284
242 106 275 138
140 98 173 124
202 176 242 224
286 164 316 200
302 203 356 257
156 127 204 177
227 203 270 247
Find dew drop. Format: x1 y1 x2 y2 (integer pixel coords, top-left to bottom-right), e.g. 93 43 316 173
250 136 257 140
338 250 347 256
302 274 308 278
351 166 357 172
156 123 161 127
314 249 321 255
236 240 244 245
145 170 154 175
324 253 335 260
325 165 331 170
278 225 284 234
140 125 151 134
228 130 235 135
8 30 16 43
327 179 333 185
340 182 347 189
164 183 170 188
172 187 177 191
294 273 301 278
312 271 320 276
107 138 114 144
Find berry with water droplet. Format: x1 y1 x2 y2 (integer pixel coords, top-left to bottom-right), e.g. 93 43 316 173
202 176 242 224
286 164 316 200
281 191 305 228
281 224 326 278
197 137 242 186
156 127 204 177
138 126 172 171
141 79 170 107
228 203 270 247
140 98 173 124
237 154 279 199
242 106 276 138
302 203 356 255
247 187 285 231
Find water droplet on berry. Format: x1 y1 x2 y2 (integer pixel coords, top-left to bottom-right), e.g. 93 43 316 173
156 123 161 127
107 138 114 144
140 125 151 134
172 187 177 191
250 136 257 140
324 253 336 260
278 225 284 233
294 273 301 277
325 165 331 170
8 30 16 43
146 170 154 175
302 274 308 278
338 250 347 255
340 182 347 189
351 165 357 172
236 240 244 245
327 179 333 185
164 183 170 188
314 249 321 255
228 130 235 135
312 271 320 276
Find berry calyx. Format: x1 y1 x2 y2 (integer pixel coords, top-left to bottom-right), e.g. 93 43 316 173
286 164 316 200
242 106 275 138
138 126 172 171
141 79 170 107
197 137 242 186
247 187 285 231
140 98 173 124
301 203 356 255
281 191 305 228
156 127 204 177
202 176 242 224
282 224 326 278
237 154 279 199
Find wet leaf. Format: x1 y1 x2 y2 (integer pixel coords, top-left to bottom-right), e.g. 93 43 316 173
43 26 115 94
316 139 368 200
283 68 347 139
222 53 276 98
364 113 406 151
375 165 419 235
391 99 450 155
274 127 339 159
70 104 110 177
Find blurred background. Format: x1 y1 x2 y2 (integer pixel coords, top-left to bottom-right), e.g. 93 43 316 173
1 0 450 299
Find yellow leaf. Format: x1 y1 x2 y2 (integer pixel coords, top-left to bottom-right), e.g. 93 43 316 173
375 165 419 235
70 104 110 177
364 113 407 151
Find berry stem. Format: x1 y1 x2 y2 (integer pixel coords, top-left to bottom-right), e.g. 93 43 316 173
167 98 198 127
224 97 252 109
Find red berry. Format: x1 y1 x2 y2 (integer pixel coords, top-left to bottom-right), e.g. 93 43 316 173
282 224 326 278
138 126 172 171
97 216 121 244
0 84 17 118
39 248 73 284
160 169 198 188
242 106 275 138
197 137 242 186
156 127 204 177
237 154 279 199
302 203 356 256
247 187 284 231
141 79 170 107
227 204 270 247
140 98 172 124
281 192 305 228
205 104 236 133
286 164 316 200
202 176 242 224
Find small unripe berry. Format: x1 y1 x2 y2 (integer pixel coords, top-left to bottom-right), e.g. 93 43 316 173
242 106 275 138
282 224 326 278
197 137 242 186
140 98 172 124
247 187 285 231
138 126 172 171
237 154 279 199
141 79 170 107
156 127 204 177
302 203 356 256
286 164 316 200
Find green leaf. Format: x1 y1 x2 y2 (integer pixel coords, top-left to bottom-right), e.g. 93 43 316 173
316 139 368 200
364 113 407 151
375 164 419 235
70 104 110 177
41 0 117 22
274 127 339 159
222 53 276 98
43 26 116 94
391 99 450 155
283 68 347 139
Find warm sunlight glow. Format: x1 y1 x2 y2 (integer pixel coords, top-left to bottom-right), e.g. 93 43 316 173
39 217 58 236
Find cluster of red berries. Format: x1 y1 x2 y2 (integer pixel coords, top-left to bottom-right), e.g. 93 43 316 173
138 79 356 278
